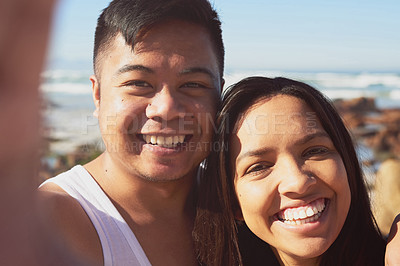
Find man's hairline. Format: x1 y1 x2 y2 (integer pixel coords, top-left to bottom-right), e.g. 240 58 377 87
94 19 223 81
94 33 118 79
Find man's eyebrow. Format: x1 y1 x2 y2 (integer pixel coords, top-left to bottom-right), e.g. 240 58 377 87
179 67 218 83
115 64 154 76
236 131 331 164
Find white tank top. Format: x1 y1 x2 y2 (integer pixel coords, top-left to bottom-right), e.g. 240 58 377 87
40 165 152 266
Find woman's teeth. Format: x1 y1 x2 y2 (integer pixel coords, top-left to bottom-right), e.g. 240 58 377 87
277 198 326 225
143 135 185 148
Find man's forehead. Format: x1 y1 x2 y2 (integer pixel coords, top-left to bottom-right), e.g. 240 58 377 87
106 20 213 52
98 27 221 79
134 21 214 55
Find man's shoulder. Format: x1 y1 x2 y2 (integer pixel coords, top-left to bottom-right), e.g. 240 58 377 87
38 181 81 214
38 166 85 219
37 183 103 265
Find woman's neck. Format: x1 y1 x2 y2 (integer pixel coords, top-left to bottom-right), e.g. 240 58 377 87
271 246 320 266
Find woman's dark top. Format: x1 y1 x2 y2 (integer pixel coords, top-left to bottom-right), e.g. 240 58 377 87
237 223 280 266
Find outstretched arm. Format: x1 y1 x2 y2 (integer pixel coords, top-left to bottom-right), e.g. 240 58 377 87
386 214 400 265
0 0 83 264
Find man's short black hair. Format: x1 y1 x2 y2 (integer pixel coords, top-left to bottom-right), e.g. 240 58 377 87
94 0 224 77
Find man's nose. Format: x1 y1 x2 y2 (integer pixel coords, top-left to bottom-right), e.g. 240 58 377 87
277 157 316 196
145 88 185 121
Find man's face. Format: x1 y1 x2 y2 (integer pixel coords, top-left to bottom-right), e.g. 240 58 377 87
91 20 222 182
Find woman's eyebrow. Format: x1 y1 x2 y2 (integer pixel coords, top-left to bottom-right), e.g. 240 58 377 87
236 131 330 164
236 147 274 164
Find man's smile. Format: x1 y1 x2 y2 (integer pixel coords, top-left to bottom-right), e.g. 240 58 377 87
138 134 193 148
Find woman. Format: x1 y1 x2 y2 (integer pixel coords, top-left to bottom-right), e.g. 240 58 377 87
194 77 386 265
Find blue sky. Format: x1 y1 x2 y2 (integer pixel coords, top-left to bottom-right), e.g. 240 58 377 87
47 0 400 72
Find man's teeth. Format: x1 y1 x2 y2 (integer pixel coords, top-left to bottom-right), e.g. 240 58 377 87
143 135 185 147
278 199 326 225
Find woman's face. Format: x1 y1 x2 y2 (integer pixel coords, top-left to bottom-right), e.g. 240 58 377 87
231 95 351 265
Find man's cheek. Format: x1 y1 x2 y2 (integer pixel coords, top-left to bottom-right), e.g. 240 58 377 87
200 112 217 136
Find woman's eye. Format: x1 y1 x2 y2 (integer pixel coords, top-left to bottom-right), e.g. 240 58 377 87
245 163 271 176
303 147 329 157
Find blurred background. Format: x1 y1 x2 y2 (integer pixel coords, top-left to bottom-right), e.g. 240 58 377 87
40 0 400 234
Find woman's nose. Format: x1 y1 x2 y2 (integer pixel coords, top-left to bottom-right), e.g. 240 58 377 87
277 157 317 196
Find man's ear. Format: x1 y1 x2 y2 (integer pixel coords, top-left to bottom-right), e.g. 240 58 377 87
90 75 100 118
220 78 225 94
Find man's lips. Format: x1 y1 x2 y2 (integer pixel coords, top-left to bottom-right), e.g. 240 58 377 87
137 134 193 148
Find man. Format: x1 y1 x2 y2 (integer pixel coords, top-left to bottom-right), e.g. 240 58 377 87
39 0 224 265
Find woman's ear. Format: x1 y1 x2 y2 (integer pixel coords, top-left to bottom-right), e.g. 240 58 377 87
232 192 244 220
234 207 244 221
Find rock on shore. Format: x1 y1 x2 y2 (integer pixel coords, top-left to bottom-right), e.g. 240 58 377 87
334 97 400 236
334 97 400 161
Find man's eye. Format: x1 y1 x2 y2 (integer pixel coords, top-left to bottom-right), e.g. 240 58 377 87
182 82 208 89
121 80 151 87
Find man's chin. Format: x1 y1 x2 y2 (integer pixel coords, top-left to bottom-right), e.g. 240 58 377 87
137 172 190 183
135 164 197 183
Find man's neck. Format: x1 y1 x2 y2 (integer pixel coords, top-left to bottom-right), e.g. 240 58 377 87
84 152 198 265
84 152 196 220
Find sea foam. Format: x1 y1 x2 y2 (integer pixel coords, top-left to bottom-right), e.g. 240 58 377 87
40 69 400 153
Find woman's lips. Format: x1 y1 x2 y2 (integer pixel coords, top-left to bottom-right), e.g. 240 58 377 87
275 198 328 225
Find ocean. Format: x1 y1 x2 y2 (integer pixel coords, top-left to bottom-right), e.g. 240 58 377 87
40 69 400 155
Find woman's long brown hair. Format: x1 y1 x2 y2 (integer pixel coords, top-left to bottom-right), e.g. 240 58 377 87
194 77 385 265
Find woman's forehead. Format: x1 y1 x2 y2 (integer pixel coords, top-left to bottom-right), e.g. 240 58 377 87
236 95 318 135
